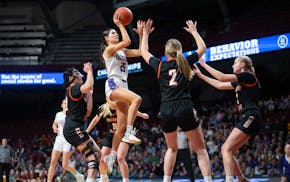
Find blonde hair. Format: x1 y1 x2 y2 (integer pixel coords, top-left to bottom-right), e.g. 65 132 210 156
165 39 193 80
237 56 255 74
98 102 112 118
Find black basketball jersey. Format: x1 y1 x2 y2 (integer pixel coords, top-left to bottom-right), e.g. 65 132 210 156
149 52 199 102
65 85 86 122
96 108 117 134
231 72 260 113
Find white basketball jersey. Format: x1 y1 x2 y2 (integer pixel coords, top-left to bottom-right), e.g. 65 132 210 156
105 50 128 81
54 111 66 136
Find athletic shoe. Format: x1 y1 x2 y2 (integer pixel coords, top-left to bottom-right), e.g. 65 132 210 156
103 153 116 174
121 128 141 144
75 173 85 182
99 176 110 182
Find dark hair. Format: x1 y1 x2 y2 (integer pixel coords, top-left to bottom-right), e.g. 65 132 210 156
99 28 113 68
63 67 76 88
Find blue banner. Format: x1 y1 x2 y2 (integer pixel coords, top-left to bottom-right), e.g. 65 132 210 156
162 32 290 62
0 62 143 85
0 72 63 85
96 62 143 79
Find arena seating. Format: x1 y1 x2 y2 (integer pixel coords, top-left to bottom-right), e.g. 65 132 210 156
48 25 105 65
0 16 47 65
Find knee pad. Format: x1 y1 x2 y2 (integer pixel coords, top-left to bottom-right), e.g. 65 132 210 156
82 141 99 169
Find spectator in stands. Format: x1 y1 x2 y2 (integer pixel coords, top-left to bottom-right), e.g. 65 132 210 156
194 55 261 182
63 63 101 182
141 19 212 182
279 142 290 182
99 14 144 173
47 99 84 182
86 101 149 182
0 137 13 182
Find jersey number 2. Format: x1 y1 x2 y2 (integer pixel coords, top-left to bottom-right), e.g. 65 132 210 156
168 69 178 86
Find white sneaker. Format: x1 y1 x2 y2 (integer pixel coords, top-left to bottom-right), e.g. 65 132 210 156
75 173 85 182
122 128 141 145
103 153 116 174
99 176 110 182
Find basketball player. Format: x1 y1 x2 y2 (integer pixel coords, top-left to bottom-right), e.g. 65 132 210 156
47 99 85 182
141 19 212 182
86 100 149 182
63 62 101 182
194 56 261 182
99 14 144 173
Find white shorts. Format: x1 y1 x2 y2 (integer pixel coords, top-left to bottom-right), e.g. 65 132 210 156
105 77 128 98
53 135 72 152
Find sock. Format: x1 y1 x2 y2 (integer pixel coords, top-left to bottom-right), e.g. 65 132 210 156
86 178 95 182
163 175 171 182
122 178 129 182
225 176 234 182
111 150 117 158
100 174 108 179
126 125 133 133
204 176 212 182
100 174 109 182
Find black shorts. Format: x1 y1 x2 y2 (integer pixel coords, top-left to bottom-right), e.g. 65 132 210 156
236 109 261 137
159 99 199 133
101 133 114 148
63 119 89 147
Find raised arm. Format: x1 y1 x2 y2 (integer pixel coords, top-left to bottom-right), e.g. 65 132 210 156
80 62 94 94
194 64 234 90
140 18 155 64
104 14 131 58
124 20 144 58
199 58 237 82
183 20 206 59
85 90 93 119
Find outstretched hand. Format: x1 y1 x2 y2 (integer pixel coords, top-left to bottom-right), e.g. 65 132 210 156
143 18 155 35
113 13 122 27
83 62 92 73
133 20 145 35
184 20 197 34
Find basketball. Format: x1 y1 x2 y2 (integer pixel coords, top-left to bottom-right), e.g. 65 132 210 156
114 7 133 26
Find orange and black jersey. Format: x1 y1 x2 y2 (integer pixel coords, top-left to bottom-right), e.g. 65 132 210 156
65 85 86 122
149 52 199 102
96 108 117 134
231 72 260 113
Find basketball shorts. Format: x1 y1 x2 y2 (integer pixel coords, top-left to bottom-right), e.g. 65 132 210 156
101 133 114 148
53 135 72 152
236 109 261 137
63 120 90 147
105 77 128 98
159 99 199 133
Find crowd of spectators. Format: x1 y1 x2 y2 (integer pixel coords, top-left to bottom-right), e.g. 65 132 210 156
1 94 290 181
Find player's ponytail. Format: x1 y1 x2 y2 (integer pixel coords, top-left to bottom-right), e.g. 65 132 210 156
176 51 193 81
165 39 193 81
98 102 112 118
